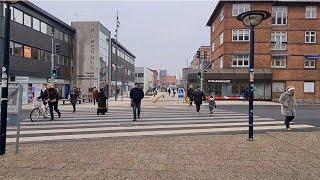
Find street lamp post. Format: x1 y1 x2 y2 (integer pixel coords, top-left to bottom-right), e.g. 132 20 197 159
237 10 271 141
1 1 19 155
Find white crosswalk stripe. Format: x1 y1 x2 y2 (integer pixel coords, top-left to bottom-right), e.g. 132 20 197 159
7 104 314 143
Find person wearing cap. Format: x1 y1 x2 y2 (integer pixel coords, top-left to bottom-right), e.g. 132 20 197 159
279 86 297 131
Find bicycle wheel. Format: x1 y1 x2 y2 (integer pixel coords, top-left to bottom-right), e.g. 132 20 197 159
44 107 50 118
30 108 41 122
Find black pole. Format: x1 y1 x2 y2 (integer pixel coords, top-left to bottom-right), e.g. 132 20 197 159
0 4 12 155
248 26 255 141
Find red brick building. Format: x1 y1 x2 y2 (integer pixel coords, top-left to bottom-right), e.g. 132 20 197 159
205 0 320 103
191 46 211 69
163 76 177 87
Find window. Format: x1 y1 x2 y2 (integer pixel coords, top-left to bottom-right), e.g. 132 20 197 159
32 18 40 31
211 41 215 52
306 6 317 19
271 56 287 68
305 31 316 43
271 32 287 50
54 54 59 64
112 47 116 54
64 34 69 43
40 22 47 34
59 31 64 41
23 13 31 27
219 7 224 21
304 82 315 93
305 58 316 69
138 73 144 77
54 28 60 39
220 32 224 45
40 50 46 61
13 8 23 24
232 29 250 41
220 56 224 69
212 23 215 33
60 56 64 65
12 42 23 56
24 46 31 58
272 6 287 25
31 47 40 60
45 51 51 62
272 82 286 93
47 25 53 36
232 55 249 67
232 3 250 16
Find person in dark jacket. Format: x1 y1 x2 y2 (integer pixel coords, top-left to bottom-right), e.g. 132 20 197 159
38 83 61 120
93 88 99 106
193 86 206 116
97 88 108 115
187 86 194 106
69 88 79 113
130 83 144 121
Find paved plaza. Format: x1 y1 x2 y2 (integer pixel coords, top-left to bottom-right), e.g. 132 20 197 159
1 95 320 179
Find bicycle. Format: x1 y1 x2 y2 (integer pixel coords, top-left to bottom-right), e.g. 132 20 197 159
30 99 50 122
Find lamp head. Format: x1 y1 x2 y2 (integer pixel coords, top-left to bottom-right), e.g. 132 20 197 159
237 10 271 27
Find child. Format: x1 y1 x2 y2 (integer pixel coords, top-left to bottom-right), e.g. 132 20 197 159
208 95 216 115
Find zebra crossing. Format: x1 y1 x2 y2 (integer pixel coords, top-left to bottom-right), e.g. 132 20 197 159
7 103 314 143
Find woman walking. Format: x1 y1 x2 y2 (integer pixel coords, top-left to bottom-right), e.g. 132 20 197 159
193 86 206 116
279 86 297 131
97 88 108 115
69 88 79 113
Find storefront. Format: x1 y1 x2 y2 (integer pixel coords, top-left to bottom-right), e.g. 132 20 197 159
187 69 272 100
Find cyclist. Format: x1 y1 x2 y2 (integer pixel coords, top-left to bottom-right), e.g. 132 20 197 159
38 83 61 120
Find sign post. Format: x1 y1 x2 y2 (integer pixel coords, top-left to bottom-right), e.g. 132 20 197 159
178 88 185 103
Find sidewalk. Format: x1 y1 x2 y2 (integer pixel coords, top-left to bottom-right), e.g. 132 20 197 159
1 130 319 179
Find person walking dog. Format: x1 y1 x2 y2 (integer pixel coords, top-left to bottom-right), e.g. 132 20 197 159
279 86 297 131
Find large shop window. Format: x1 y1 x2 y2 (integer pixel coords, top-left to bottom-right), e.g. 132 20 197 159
24 46 32 58
13 8 23 24
31 47 40 60
304 82 315 93
32 17 40 31
12 42 23 56
232 3 250 16
232 55 249 67
271 32 287 50
271 56 287 68
305 58 316 69
272 6 287 25
272 82 285 93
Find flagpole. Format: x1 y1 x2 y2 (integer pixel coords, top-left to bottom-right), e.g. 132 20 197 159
115 10 119 101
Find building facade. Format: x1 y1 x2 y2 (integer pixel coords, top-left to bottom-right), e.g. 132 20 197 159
111 38 135 96
190 46 211 69
134 67 156 94
205 0 320 102
71 21 111 99
0 1 75 103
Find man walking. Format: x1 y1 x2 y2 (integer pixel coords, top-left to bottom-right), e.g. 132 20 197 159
130 83 144 121
279 86 297 131
193 86 206 116
39 83 61 120
69 87 79 113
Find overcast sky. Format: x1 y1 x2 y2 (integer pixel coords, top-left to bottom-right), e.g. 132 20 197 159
31 0 218 78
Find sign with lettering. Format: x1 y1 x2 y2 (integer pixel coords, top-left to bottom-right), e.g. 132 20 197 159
208 80 231 83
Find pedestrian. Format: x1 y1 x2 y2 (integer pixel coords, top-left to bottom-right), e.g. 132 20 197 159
187 85 194 106
172 89 176 97
97 88 108 115
279 86 297 131
93 88 99 106
208 95 216 115
168 88 171 96
40 83 61 121
130 83 144 121
193 86 206 116
69 87 79 113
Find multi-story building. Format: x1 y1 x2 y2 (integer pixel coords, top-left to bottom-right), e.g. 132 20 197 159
0 1 75 103
111 38 135 95
163 76 177 87
72 21 111 98
150 69 158 89
159 69 167 87
205 0 320 102
134 67 156 94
